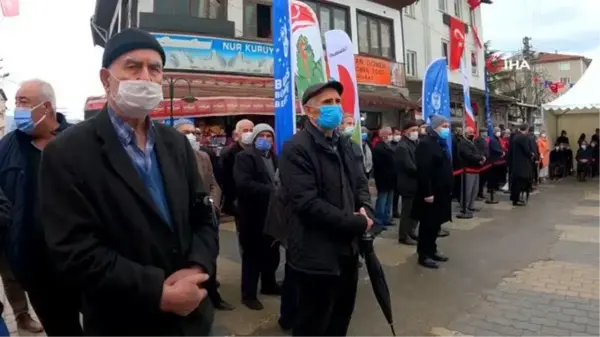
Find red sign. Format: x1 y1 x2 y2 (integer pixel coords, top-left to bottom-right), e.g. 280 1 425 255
85 97 301 118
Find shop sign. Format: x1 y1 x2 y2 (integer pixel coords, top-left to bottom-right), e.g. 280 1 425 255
152 33 274 76
354 55 405 87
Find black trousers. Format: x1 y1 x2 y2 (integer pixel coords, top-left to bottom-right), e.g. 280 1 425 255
392 190 400 216
417 217 442 257
26 283 83 336
478 171 487 196
279 262 298 330
398 196 417 240
293 255 358 336
239 232 280 300
510 176 528 203
452 174 462 201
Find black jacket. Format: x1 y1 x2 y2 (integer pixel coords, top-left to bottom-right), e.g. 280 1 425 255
39 109 217 335
279 122 373 275
509 132 535 179
488 136 504 162
411 129 453 225
576 148 593 161
0 187 9 246
394 137 418 197
219 142 245 215
372 140 396 192
458 137 484 170
234 147 277 240
474 136 489 159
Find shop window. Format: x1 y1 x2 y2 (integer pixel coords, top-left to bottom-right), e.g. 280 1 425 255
361 111 381 130
244 0 272 39
153 0 221 19
560 77 571 84
303 1 350 38
357 12 394 59
405 50 417 77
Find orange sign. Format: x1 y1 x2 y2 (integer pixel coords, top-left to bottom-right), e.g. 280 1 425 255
355 55 392 86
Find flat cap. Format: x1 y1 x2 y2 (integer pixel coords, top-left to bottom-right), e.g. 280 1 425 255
102 28 166 68
301 80 344 105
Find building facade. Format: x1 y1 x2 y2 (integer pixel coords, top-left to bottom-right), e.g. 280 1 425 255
88 0 418 133
533 52 591 102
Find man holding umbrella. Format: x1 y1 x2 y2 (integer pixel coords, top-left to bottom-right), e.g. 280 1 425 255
279 80 374 336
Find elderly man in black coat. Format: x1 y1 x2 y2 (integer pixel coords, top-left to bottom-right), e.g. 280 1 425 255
279 80 374 336
39 29 217 335
412 115 453 269
394 120 420 245
372 126 396 228
508 124 536 206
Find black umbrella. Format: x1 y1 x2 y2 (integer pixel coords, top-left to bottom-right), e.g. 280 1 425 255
359 233 396 336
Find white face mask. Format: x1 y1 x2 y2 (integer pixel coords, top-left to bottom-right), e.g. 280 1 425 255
408 131 419 141
185 133 200 151
342 126 355 136
495 131 501 137
240 131 253 145
386 135 393 142
112 79 163 119
393 135 402 142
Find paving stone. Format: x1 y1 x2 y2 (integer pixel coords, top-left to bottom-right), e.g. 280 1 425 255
540 326 571 336
512 322 542 332
484 315 513 326
531 316 558 327
588 325 600 335
474 328 501 336
557 321 586 332
563 308 589 316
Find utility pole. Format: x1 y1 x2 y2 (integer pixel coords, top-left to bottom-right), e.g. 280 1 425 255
521 37 534 124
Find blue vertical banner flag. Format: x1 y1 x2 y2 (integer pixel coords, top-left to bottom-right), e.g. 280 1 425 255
422 57 452 156
273 0 295 154
484 70 494 137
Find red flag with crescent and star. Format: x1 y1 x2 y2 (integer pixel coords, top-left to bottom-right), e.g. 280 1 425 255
290 2 316 33
449 16 466 70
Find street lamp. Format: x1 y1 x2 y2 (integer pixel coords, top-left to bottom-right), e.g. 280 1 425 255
167 77 197 126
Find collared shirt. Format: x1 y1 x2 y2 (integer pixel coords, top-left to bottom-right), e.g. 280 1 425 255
107 107 172 228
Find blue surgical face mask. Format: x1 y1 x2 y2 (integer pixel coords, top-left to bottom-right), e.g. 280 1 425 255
361 133 368 141
14 103 46 135
255 137 272 152
438 127 450 140
315 105 343 130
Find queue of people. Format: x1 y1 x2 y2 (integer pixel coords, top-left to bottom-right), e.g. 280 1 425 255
0 28 596 337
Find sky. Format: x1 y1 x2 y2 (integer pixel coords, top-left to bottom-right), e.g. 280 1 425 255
0 0 599 120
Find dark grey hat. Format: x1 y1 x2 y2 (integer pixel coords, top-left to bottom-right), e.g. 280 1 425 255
430 114 449 129
301 80 344 105
102 28 166 68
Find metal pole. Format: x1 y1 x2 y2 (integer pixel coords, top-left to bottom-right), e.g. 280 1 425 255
169 78 174 126
456 144 473 219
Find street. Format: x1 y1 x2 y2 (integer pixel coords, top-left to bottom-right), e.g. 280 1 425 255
0 179 597 336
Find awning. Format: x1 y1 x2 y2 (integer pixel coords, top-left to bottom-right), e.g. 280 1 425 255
358 85 420 110
90 0 122 47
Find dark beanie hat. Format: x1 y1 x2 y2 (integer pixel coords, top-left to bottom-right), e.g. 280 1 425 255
102 28 166 68
402 119 418 130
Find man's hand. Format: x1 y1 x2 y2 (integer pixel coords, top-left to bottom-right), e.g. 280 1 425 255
165 267 206 286
501 152 505 158
356 207 374 231
424 196 434 203
160 273 209 316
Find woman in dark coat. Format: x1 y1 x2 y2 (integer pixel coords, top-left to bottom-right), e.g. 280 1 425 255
411 115 453 269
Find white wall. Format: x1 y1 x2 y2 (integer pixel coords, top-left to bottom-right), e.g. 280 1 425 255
403 0 486 90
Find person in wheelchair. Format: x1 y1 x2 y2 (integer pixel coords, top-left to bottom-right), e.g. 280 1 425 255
549 144 566 181
576 142 593 180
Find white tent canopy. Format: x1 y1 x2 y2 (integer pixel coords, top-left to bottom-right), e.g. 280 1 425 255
543 52 600 114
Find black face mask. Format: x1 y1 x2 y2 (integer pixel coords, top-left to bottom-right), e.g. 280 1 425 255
466 134 475 140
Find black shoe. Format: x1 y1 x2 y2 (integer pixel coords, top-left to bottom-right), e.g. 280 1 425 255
278 319 293 335
261 283 282 296
409 231 419 241
392 212 401 219
215 280 220 289
398 237 417 246
468 207 480 212
418 256 439 269
512 201 526 206
431 252 449 262
242 298 264 310
437 229 450 237
215 299 235 311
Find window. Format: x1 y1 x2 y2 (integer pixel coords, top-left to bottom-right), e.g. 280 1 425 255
303 1 350 37
357 12 394 59
153 0 221 19
560 77 571 84
244 0 272 39
559 62 571 71
441 39 449 60
471 51 478 76
438 0 447 12
405 50 417 77
403 4 416 17
454 0 462 18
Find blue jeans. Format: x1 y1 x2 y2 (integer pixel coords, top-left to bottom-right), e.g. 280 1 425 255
375 191 393 226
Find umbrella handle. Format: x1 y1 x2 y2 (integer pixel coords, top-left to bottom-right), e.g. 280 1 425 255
390 324 396 336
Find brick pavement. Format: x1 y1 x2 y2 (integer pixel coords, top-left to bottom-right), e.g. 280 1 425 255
432 190 600 336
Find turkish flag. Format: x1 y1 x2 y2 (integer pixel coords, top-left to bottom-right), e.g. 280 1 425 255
468 0 481 10
449 17 466 70
0 0 19 17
